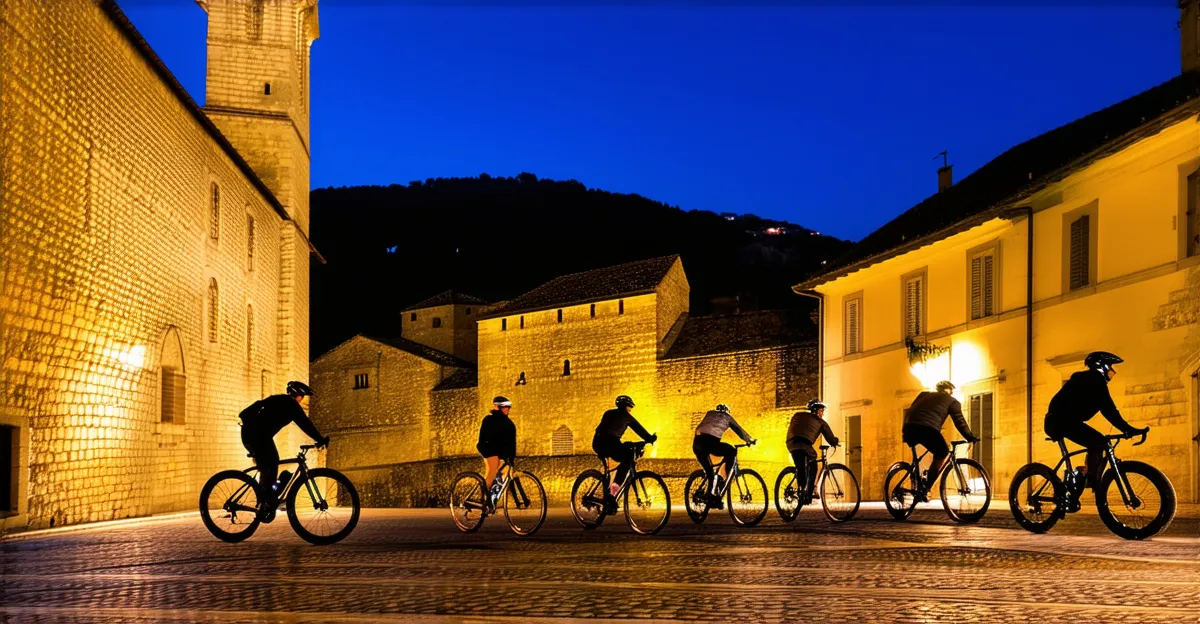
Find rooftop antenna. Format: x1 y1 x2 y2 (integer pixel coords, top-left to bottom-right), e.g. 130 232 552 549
934 150 948 168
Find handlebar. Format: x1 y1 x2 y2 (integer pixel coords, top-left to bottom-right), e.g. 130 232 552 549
1106 428 1149 446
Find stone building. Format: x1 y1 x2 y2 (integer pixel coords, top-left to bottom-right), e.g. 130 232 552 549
311 256 817 505
0 0 320 530
797 4 1200 502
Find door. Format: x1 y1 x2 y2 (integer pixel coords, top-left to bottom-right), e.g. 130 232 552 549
968 392 994 478
846 415 862 479
0 426 12 515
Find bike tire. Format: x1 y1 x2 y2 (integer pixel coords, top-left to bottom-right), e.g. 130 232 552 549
1008 462 1065 534
449 471 488 533
1096 460 1177 540
940 458 991 524
286 467 361 545
570 469 608 530
774 467 802 522
819 464 861 522
684 469 710 524
199 470 264 543
504 471 547 536
727 468 768 527
624 470 671 535
883 462 918 521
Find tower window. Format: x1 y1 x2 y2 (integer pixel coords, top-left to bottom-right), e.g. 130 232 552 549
516 371 527 386
590 303 596 318
207 278 219 342
466 307 472 315
264 83 271 96
246 304 254 363
557 309 563 323
520 315 525 329
563 360 571 376
246 214 255 271
502 319 507 331
353 373 370 389
209 183 220 241
618 300 624 315
432 317 442 328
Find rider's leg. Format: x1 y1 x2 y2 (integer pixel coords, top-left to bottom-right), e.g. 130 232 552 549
1060 423 1106 489
483 455 501 489
715 442 736 484
612 444 634 496
905 424 948 486
693 434 717 494
256 441 281 500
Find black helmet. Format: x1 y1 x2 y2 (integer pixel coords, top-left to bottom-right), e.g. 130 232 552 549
936 380 955 393
1085 351 1123 375
286 380 313 397
615 395 635 408
715 403 730 413
807 399 826 412
493 395 512 408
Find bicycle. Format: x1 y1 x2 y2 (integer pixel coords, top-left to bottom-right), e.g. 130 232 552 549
684 442 769 526
883 439 991 523
1009 429 1176 540
448 458 547 535
199 444 360 545
774 444 861 523
570 441 671 535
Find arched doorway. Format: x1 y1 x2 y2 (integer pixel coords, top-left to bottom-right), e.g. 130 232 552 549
151 327 189 513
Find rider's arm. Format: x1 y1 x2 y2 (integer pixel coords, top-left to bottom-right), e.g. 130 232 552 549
291 403 325 442
819 420 839 448
948 399 977 440
627 414 654 441
728 415 752 443
1097 379 1137 434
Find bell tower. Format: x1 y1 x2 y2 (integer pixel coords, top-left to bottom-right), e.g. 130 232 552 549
199 0 318 387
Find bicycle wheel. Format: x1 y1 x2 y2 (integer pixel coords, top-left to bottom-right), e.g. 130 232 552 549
727 469 768 527
819 464 860 522
1096 461 1177 540
883 462 918 521
940 458 991 524
199 470 264 543
683 469 710 524
1008 462 1066 534
449 471 488 533
625 471 671 535
504 471 547 536
774 467 802 522
286 467 361 545
570 469 608 529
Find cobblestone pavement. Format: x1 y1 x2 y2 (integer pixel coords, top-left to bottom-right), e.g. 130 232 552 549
1 504 1198 623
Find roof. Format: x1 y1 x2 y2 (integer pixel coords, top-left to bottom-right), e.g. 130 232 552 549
97 1 325 264
480 255 680 319
662 309 815 360
359 334 475 369
404 290 489 311
433 368 478 391
797 70 1200 290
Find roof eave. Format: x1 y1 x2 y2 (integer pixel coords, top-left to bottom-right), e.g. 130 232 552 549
477 288 658 320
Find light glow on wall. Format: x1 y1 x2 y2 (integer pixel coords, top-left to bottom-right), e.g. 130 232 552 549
951 341 983 385
106 345 146 369
909 351 950 390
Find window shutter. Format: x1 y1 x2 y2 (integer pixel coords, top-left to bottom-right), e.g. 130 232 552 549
970 257 983 320
846 299 860 354
551 425 574 456
1069 215 1089 290
982 254 994 317
905 278 922 337
1188 169 1200 258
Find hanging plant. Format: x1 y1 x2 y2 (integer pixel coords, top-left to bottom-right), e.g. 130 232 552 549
905 337 949 366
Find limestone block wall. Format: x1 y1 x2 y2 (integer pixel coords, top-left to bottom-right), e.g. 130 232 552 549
430 386 479 458
0 0 303 529
655 260 690 354
402 303 480 362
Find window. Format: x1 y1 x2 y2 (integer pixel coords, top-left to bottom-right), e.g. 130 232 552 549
1188 169 1200 258
263 82 271 95
353 373 369 389
969 392 995 478
160 328 185 424
551 425 573 456
410 312 417 322
516 371 526 385
844 294 862 355
0 426 12 514
209 183 220 241
563 359 571 376
902 270 925 338
207 278 219 342
557 309 563 323
246 0 263 40
432 317 442 329
466 307 472 315
590 303 596 318
520 315 525 329
246 214 255 271
502 318 507 331
970 248 996 320
1069 215 1090 290
618 300 624 315
246 304 253 363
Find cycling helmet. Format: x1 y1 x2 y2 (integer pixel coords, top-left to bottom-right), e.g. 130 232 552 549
286 380 313 397
492 396 512 409
807 399 827 412
715 403 730 413
615 395 635 408
1084 351 1123 375
935 380 955 393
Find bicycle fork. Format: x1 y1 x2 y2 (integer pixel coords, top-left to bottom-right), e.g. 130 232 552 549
1103 446 1141 509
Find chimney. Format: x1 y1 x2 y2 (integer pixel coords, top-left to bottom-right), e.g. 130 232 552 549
1184 0 1200 74
938 164 953 193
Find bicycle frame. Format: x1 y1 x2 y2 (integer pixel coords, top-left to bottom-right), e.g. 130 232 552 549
238 445 326 511
907 440 971 494
801 446 839 496
597 441 650 502
469 459 533 513
1042 434 1141 508
707 442 753 498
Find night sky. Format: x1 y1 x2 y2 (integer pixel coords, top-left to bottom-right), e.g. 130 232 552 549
119 1 1178 241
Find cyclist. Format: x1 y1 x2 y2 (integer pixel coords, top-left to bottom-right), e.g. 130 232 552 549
592 395 657 511
1045 352 1147 491
901 380 979 499
693 403 755 507
238 380 329 512
477 396 517 505
786 399 839 503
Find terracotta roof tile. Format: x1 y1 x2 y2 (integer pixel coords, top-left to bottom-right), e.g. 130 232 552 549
481 255 679 318
662 309 815 359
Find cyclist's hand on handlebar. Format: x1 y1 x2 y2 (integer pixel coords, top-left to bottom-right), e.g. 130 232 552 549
1125 427 1149 439
749 438 757 446
648 433 658 444
967 435 982 444
315 435 330 449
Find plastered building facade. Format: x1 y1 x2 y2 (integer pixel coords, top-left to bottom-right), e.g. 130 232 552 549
311 257 818 505
0 0 319 530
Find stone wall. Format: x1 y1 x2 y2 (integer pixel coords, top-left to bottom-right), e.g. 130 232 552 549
430 385 479 458
0 0 310 529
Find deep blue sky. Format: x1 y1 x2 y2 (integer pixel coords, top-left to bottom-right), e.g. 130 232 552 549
120 2 1178 241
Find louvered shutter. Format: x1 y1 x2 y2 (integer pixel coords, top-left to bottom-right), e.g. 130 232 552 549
1069 215 1089 290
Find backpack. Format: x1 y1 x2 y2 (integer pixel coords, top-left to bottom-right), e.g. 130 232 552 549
238 398 266 423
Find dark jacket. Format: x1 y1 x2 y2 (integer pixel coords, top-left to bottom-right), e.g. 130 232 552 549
477 410 517 459
239 394 322 441
594 408 653 441
1046 370 1136 434
904 391 974 438
786 410 838 451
